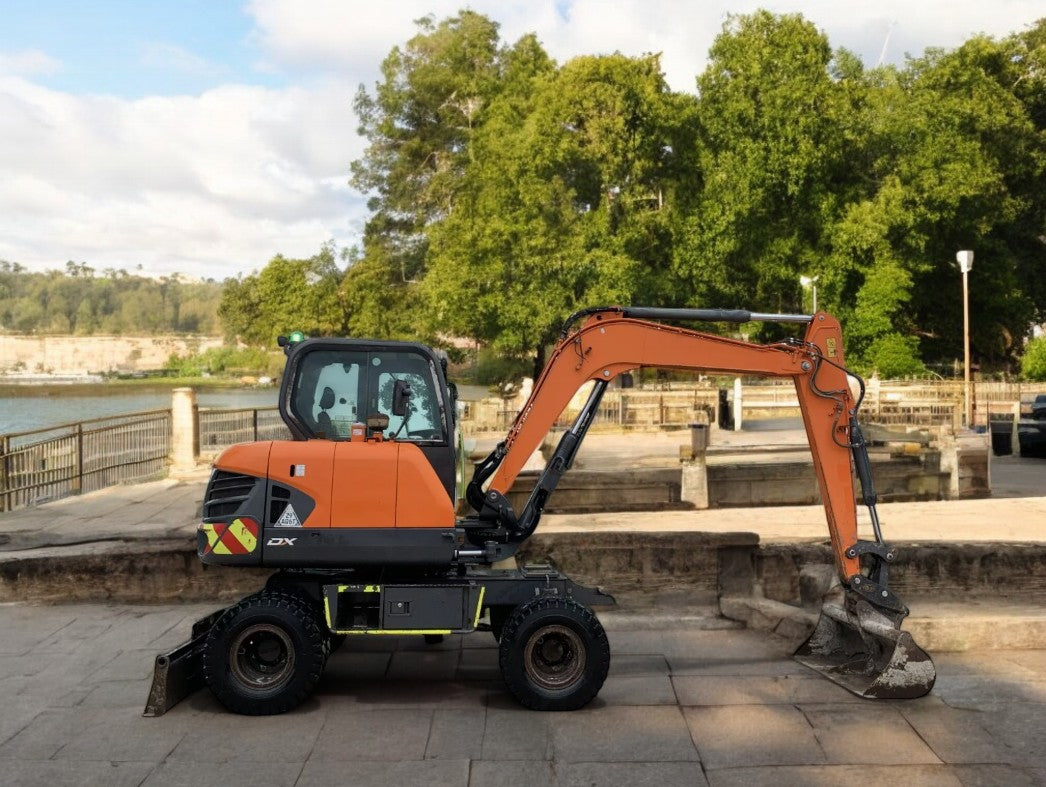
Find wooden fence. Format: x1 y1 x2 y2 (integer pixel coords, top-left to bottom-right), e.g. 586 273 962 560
461 379 1044 433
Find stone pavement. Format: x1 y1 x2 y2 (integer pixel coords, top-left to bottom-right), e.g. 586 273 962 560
0 602 1043 786
0 477 205 552
0 432 1044 784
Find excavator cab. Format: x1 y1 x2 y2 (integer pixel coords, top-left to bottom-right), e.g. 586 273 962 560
279 338 458 501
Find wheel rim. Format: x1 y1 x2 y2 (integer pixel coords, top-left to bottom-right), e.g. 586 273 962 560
523 624 585 691
229 623 295 693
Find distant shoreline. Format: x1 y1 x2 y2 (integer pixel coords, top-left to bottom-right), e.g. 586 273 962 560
0 377 270 398
0 333 226 379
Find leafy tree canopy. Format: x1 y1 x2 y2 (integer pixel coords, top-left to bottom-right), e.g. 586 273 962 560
1021 336 1046 381
218 244 348 346
0 260 222 336
177 11 1046 383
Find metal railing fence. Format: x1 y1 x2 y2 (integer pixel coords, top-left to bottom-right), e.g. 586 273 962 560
0 405 289 513
199 407 290 453
2 380 1040 512
0 410 171 512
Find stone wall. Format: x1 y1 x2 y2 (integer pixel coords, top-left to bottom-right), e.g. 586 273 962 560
0 334 223 375
706 449 951 507
506 447 963 515
508 468 686 514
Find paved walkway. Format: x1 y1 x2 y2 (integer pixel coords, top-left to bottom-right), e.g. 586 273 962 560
0 432 1043 784
0 602 1042 786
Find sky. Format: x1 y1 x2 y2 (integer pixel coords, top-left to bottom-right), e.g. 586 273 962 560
0 1 1042 281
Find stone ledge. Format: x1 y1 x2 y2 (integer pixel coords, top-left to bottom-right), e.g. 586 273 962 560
719 594 1046 652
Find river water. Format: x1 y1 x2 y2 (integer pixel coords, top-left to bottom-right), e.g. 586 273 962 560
0 387 279 436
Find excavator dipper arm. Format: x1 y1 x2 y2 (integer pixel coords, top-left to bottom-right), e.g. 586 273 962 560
467 306 935 699
475 307 861 580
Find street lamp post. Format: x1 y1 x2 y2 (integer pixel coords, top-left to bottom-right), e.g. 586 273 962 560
957 250 974 428
800 275 819 314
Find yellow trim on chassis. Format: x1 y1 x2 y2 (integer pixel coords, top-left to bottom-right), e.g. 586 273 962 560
323 584 487 636
338 629 453 636
473 586 486 629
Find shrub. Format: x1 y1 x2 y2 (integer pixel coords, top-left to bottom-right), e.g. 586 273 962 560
1021 336 1046 381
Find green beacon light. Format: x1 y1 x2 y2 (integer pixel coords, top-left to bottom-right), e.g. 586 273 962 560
278 331 306 354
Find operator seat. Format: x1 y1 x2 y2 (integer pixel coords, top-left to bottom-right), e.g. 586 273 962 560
316 386 336 437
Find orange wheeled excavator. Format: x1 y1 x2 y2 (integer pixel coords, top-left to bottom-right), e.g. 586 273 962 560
144 306 935 716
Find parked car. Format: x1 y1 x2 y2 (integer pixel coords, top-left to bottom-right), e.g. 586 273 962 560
1018 394 1046 457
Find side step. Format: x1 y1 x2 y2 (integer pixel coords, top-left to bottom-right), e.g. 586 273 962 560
143 608 226 717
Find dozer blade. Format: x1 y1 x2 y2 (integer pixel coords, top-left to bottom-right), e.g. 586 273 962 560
143 608 226 717
794 595 935 699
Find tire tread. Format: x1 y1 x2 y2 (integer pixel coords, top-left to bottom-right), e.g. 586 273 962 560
203 589 326 715
498 597 610 711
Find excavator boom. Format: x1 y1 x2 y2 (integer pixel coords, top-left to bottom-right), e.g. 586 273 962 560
467 306 935 699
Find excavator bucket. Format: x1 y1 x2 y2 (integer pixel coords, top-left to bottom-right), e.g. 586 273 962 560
143 608 225 717
794 595 935 699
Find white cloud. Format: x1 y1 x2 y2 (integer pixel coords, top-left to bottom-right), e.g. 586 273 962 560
2 1 1043 280
0 75 364 278
0 49 63 77
245 0 1046 91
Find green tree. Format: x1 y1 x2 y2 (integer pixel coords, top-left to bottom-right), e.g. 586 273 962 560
0 262 222 336
219 245 347 346
424 52 693 375
1021 336 1046 381
825 29 1045 373
349 11 507 334
339 11 1046 379
677 12 850 325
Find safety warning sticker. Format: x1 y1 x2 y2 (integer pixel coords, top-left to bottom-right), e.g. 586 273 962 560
275 503 302 528
200 517 258 555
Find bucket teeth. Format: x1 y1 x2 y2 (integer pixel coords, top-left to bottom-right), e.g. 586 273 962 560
794 594 935 700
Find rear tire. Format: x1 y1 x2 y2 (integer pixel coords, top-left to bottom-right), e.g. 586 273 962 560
203 590 327 715
498 597 610 711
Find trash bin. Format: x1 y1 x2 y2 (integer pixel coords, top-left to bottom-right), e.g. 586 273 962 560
717 389 731 429
990 425 1013 456
690 423 709 454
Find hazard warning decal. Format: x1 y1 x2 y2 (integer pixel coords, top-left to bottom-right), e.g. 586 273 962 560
274 503 302 528
200 517 259 555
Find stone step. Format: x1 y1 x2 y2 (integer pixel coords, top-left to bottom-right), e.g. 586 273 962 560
718 595 1046 652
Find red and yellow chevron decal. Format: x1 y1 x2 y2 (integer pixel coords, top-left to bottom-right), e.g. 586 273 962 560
200 517 258 555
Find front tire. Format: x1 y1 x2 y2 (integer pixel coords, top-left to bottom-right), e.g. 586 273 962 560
203 590 327 715
498 597 610 711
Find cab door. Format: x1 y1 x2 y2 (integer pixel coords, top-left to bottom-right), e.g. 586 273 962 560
367 351 456 501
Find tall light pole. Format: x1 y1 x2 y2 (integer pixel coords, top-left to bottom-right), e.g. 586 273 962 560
957 250 974 428
800 275 819 313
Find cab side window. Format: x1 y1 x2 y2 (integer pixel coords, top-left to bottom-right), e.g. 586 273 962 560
370 352 446 443
291 350 365 439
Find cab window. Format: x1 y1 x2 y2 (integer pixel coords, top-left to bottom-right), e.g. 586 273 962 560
289 347 445 443
369 352 446 443
291 350 365 439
